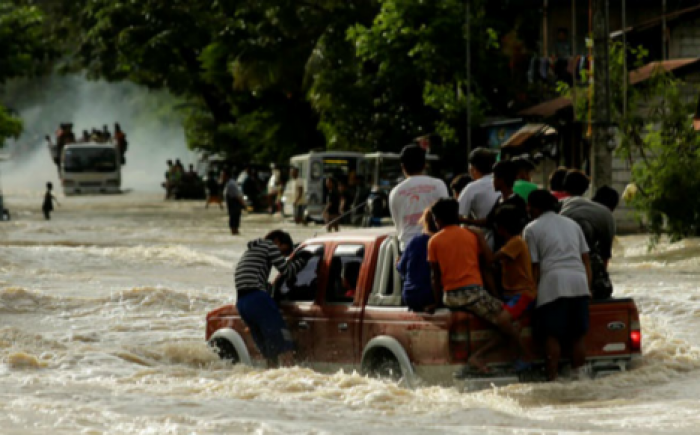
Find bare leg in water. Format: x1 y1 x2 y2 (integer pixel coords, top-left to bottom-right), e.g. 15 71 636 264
544 336 562 381
468 311 532 373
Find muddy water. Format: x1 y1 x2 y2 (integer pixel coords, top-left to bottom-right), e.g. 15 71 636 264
1 190 700 434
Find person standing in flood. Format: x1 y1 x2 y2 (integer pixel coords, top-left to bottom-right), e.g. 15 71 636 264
225 172 245 235
234 230 312 367
42 182 59 220
523 190 592 381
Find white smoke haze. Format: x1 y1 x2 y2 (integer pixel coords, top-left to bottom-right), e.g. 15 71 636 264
0 75 195 193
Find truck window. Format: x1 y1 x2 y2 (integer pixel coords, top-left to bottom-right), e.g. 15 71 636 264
280 245 323 302
326 245 365 305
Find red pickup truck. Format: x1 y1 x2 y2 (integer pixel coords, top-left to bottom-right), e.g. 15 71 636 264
206 229 642 386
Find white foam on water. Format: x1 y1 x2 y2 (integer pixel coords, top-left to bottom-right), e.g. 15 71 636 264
1 195 700 433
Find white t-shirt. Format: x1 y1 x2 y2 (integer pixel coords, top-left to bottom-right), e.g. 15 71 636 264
457 173 500 248
457 173 500 219
389 175 449 249
267 172 279 194
523 212 591 307
293 178 305 205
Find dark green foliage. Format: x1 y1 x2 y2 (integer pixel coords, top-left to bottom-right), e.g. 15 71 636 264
562 41 700 243
0 2 57 146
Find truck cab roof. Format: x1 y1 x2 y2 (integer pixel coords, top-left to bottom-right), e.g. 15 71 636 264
303 227 396 244
65 142 116 149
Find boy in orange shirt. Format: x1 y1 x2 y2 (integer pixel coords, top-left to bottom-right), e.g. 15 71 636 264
494 205 537 320
428 198 530 377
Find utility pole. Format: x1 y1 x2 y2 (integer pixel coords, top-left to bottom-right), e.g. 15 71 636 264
466 0 472 158
591 0 613 191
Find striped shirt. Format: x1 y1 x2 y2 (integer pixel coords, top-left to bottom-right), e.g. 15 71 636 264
234 239 307 295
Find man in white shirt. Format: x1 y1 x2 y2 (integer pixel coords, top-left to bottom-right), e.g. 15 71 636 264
389 145 449 249
290 166 306 225
523 189 592 381
458 148 500 244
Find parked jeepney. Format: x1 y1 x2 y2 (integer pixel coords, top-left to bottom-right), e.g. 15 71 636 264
281 151 365 220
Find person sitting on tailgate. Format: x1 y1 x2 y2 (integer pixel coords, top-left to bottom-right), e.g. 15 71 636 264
397 208 438 312
428 198 531 377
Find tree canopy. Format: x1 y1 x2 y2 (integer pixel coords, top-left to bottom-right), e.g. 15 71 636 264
0 2 55 146
14 0 534 169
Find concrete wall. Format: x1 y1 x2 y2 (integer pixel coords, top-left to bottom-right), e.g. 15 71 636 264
611 155 643 233
672 18 700 58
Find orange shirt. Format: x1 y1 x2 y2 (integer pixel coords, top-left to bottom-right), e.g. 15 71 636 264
428 225 482 292
499 236 537 298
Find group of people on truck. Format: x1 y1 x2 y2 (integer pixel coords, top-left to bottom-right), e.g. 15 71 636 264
390 145 616 380
48 122 128 170
229 144 617 381
162 159 207 200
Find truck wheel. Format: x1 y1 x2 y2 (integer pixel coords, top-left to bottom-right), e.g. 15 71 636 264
209 337 240 364
365 349 402 382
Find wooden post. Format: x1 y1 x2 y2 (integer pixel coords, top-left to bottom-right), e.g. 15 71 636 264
662 0 668 60
466 0 472 158
592 0 613 191
622 0 627 116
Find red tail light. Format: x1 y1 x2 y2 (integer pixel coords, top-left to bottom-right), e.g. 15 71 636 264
630 330 642 351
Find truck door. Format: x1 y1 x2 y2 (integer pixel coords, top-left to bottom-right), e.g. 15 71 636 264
314 244 366 367
278 244 326 365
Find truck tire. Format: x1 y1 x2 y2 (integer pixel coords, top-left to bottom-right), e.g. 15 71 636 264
361 336 417 387
209 337 240 364
364 348 402 382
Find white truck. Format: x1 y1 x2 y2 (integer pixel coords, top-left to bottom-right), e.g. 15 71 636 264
60 142 121 195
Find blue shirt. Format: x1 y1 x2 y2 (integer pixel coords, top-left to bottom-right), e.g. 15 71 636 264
397 234 434 310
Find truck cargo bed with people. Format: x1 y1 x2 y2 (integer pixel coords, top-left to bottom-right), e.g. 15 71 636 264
206 228 642 386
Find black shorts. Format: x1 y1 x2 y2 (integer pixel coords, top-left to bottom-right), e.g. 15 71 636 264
535 296 590 342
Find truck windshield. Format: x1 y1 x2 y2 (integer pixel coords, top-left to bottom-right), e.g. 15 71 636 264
63 147 118 173
323 158 358 179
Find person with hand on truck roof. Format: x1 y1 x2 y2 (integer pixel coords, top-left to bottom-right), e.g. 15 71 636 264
234 230 312 367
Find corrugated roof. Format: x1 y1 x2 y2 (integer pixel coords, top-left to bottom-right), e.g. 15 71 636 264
518 59 700 118
629 58 700 85
517 97 572 118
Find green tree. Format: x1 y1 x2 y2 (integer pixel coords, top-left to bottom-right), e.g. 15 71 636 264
310 0 535 166
562 42 700 243
69 0 363 162
0 2 54 146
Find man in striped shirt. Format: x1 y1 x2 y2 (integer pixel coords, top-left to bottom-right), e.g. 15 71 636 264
235 230 311 367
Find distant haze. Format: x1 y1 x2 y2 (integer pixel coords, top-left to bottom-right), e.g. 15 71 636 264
0 75 194 193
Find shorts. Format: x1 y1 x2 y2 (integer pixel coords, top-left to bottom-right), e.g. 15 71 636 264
443 285 502 325
236 290 294 360
503 293 535 320
535 296 590 342
294 205 306 221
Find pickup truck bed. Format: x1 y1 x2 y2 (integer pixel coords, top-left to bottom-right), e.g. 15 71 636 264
206 229 642 386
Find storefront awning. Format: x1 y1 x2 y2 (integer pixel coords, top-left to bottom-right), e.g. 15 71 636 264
502 124 556 148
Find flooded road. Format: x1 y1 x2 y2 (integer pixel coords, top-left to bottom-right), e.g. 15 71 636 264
1 190 700 434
